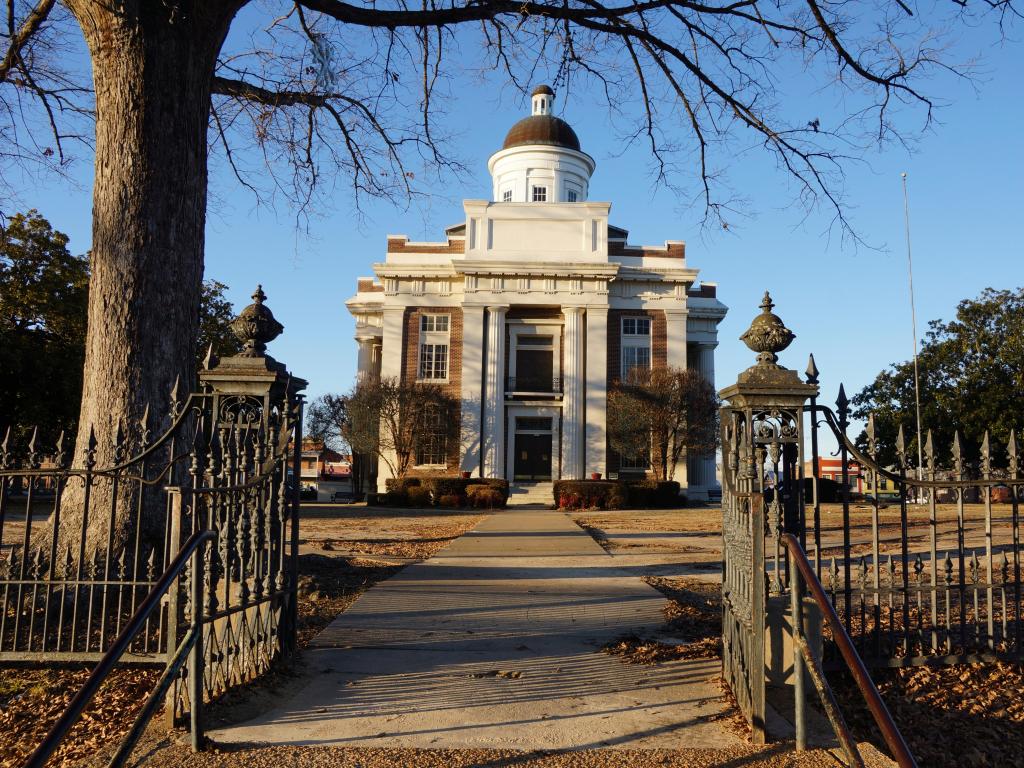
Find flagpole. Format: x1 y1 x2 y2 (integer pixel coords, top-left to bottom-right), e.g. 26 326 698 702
901 172 925 499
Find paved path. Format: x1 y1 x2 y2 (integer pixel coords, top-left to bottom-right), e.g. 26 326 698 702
213 509 742 751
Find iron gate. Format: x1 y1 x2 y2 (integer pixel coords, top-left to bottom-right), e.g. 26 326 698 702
720 291 1023 738
0 286 306 721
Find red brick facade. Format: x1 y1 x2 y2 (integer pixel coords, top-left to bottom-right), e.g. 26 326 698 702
400 307 464 474
357 278 384 293
607 241 685 259
605 309 667 477
386 236 466 254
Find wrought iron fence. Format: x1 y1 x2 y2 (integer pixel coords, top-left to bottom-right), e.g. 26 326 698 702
0 285 306 726
806 395 1022 668
721 291 1022 742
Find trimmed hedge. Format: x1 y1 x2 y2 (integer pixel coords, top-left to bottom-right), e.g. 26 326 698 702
467 477 510 502
406 486 432 507
370 489 409 507
553 479 682 509
421 476 470 499
467 485 506 509
385 477 422 492
370 476 510 508
421 476 510 503
553 480 627 510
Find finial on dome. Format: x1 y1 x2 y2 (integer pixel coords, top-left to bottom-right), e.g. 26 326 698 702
532 84 555 116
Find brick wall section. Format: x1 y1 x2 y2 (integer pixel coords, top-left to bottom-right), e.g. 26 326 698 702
357 278 384 292
608 242 685 258
386 236 466 254
606 309 667 385
606 309 666 478
400 307 464 474
687 284 716 298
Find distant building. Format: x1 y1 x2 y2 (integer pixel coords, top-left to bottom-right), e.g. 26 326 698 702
345 85 727 498
300 439 352 500
804 457 874 494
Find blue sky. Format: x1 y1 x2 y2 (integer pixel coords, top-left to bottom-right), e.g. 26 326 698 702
15 14 1024 448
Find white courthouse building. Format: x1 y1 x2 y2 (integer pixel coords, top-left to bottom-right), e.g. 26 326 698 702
345 86 727 499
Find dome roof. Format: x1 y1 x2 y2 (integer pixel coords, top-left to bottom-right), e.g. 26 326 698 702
532 84 554 96
502 114 581 151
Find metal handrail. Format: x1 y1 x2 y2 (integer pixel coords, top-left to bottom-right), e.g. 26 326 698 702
781 533 918 768
24 529 216 768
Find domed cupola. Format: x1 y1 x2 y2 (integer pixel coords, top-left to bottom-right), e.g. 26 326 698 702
488 85 596 203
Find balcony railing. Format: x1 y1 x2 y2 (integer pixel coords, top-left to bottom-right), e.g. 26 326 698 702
506 376 562 395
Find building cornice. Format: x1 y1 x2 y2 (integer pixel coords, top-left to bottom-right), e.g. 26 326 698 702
458 259 620 278
615 265 700 282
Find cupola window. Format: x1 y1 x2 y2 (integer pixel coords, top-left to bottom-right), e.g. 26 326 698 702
502 189 513 203
532 186 547 202
567 190 578 203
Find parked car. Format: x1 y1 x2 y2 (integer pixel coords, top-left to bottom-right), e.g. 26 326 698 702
331 491 358 504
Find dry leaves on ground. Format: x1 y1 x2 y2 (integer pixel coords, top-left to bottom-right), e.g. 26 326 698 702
0 666 159 768
835 660 1024 768
601 577 723 664
2 511 484 766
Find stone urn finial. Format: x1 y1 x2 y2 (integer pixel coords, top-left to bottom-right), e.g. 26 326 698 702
230 284 284 358
739 290 795 367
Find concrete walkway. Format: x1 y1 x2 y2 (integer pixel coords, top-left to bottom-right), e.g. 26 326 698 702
213 509 742 751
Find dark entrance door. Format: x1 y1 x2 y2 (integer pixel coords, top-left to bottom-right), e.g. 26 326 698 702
514 433 552 480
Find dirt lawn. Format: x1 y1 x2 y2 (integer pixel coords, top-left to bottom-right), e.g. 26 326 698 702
0 503 484 768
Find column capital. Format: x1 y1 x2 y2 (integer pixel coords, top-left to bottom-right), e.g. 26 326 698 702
698 341 719 350
487 305 510 315
562 305 586 316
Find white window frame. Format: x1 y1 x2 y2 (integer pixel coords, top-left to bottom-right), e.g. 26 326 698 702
618 451 649 472
566 189 578 203
508 321 562 393
620 315 652 379
532 185 547 202
415 405 449 467
418 313 451 381
502 188 513 203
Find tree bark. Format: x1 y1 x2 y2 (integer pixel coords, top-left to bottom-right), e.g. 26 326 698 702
55 1 239 555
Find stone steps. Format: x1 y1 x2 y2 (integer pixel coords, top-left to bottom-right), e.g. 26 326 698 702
507 482 553 506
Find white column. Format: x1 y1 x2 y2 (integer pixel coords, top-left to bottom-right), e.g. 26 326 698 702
460 306 486 475
699 343 718 489
665 309 689 486
585 307 608 478
356 335 377 382
482 306 508 478
664 308 689 370
377 307 406 491
686 342 718 497
562 306 585 479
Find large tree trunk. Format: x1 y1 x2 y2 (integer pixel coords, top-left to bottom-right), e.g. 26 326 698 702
56 2 239 555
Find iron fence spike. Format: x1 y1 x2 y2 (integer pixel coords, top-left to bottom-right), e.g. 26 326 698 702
952 430 963 474
835 383 848 413
981 430 991 473
805 353 819 383
55 430 67 466
27 425 38 457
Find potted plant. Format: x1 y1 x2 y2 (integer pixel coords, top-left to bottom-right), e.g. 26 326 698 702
461 471 471 479
591 472 602 480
